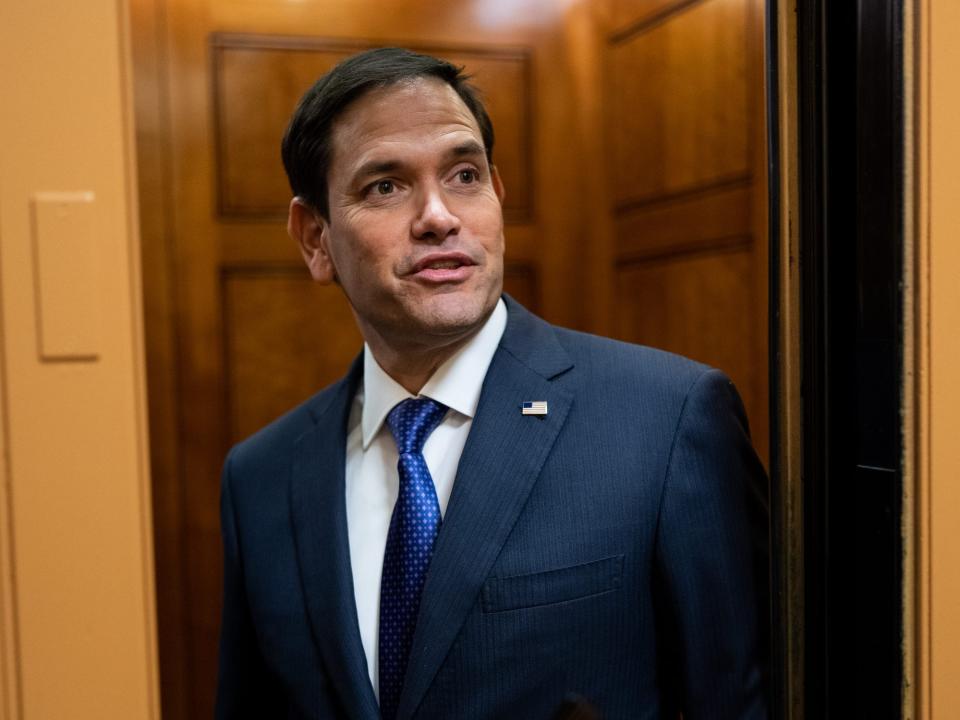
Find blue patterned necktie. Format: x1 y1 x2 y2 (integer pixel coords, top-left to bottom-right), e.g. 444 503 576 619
378 397 448 720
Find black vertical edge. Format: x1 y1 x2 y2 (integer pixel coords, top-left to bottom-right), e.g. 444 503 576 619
797 0 906 716
850 0 905 714
795 0 827 713
822 3 859 715
763 1 784 718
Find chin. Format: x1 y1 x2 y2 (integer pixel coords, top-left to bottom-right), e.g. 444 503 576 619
415 292 496 337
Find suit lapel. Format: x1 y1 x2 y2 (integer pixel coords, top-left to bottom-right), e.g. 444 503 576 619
397 301 575 719
289 357 381 720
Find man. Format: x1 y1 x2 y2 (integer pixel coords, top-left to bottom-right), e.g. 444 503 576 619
216 47 768 719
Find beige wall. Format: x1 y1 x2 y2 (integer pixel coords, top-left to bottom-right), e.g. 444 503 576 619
0 1 158 719
916 0 960 717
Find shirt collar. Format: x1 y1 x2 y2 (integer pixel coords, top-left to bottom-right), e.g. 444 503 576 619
360 297 507 449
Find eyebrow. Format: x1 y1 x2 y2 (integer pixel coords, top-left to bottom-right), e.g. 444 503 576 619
350 141 488 185
352 159 401 184
448 140 486 159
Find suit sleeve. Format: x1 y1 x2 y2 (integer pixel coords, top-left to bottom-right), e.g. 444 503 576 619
653 369 770 719
215 450 285 719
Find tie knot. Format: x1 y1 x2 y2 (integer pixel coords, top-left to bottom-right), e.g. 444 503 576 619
386 397 448 455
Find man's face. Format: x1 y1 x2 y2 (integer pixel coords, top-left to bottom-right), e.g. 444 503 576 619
293 77 505 353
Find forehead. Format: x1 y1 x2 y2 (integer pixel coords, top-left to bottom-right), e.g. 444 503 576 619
328 78 484 177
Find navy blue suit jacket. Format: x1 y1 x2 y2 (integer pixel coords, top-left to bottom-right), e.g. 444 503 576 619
216 297 769 719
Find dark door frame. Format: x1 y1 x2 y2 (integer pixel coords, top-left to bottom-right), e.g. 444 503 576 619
768 0 906 716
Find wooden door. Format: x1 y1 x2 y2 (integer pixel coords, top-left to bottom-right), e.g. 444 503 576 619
593 0 769 462
131 0 767 716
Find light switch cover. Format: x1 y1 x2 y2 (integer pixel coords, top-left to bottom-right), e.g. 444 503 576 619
31 192 102 361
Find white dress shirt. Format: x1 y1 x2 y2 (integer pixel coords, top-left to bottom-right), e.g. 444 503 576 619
344 298 508 696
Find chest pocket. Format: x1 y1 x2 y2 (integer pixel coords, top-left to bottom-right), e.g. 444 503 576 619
480 554 624 613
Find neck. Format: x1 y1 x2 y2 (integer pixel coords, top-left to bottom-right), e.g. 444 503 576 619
365 331 476 395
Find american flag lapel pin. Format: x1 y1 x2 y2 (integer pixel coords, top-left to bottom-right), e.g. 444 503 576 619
521 401 548 416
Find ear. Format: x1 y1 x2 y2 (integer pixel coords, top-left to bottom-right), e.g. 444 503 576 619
287 197 336 284
491 165 506 205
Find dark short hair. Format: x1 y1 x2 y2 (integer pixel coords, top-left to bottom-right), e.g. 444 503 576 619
281 47 495 219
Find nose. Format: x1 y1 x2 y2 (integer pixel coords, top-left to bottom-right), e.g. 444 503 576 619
411 187 461 242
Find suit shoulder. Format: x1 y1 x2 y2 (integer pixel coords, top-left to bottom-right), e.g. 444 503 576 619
550 325 713 390
225 379 345 474
546 325 754 445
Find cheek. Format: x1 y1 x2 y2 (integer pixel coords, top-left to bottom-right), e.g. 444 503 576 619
479 211 506 251
334 222 399 273
460 199 504 238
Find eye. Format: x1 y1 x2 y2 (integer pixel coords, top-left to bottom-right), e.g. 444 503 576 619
375 180 395 195
458 169 479 184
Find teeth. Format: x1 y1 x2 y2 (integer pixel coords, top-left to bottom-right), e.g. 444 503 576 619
426 260 461 269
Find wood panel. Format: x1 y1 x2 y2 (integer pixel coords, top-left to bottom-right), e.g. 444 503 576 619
615 180 751 259
213 35 533 222
608 0 749 205
601 0 767 464
502 261 539 314
222 267 362 443
213 39 348 217
615 246 758 414
130 0 189 714
603 0 702 36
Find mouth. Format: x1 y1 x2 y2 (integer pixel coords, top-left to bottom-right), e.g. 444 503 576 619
408 253 477 283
